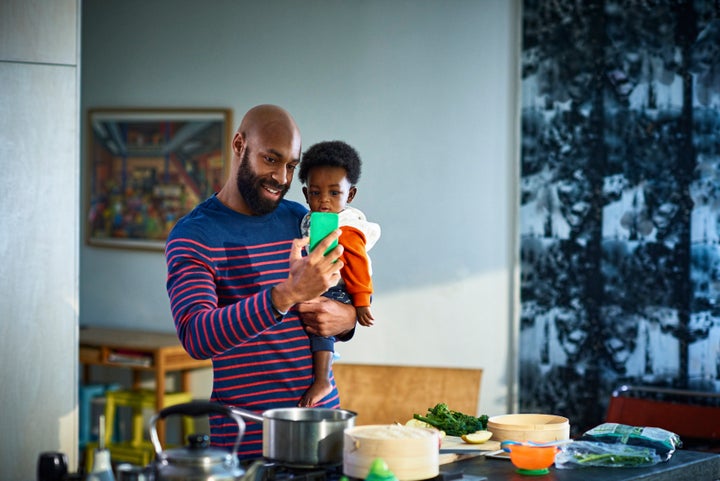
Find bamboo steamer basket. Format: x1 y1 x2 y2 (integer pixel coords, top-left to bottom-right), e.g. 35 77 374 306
487 414 570 443
343 425 439 481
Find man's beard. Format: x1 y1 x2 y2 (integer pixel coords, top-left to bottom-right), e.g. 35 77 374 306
236 149 289 215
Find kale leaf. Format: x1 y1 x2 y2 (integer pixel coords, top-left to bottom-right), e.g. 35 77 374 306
413 402 489 436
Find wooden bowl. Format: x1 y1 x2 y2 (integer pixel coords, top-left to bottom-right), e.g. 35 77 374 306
343 425 439 481
487 414 570 444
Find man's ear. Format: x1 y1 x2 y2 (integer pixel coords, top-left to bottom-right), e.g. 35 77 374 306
347 186 358 203
232 132 245 155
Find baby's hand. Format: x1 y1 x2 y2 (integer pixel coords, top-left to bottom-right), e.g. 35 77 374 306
357 306 374 327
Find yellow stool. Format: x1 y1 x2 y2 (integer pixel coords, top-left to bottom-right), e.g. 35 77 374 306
85 389 194 471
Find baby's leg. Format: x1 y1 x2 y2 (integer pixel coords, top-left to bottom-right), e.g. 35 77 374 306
299 350 333 407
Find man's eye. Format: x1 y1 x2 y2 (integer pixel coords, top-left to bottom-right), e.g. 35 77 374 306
265 156 276 163
287 164 297 171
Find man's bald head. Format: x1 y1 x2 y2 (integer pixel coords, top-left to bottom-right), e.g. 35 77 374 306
238 104 301 148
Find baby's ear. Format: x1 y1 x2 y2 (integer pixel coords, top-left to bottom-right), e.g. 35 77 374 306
347 186 358 202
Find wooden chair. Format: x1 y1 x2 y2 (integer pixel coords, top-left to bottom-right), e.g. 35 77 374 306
85 389 194 471
332 363 483 425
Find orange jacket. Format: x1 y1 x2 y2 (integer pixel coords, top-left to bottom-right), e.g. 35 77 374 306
339 225 373 307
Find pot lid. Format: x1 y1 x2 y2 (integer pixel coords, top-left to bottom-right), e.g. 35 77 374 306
162 434 235 467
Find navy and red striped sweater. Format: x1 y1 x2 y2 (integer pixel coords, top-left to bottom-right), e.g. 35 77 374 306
165 195 340 459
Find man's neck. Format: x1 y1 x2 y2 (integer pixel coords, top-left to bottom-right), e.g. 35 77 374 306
216 187 252 215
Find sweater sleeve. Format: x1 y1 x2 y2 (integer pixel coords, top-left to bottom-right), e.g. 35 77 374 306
339 225 373 307
165 238 282 360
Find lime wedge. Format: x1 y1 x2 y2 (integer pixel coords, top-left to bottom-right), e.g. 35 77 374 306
405 419 446 438
461 430 493 444
405 419 433 429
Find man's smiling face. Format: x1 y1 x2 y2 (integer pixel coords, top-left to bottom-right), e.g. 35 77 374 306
234 118 301 216
236 146 291 215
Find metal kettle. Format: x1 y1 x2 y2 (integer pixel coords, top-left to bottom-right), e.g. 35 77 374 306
147 401 263 481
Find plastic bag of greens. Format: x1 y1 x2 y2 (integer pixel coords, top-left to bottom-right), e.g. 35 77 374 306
581 423 682 461
555 440 662 469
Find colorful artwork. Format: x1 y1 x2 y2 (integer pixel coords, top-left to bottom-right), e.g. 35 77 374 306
86 109 231 250
520 0 720 435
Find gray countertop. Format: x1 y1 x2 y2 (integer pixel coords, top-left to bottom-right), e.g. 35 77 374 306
441 449 720 481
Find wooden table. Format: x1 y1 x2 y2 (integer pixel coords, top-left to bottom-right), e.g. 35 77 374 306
79 326 212 445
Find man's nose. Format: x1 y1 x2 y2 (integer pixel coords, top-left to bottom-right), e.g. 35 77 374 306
273 165 288 185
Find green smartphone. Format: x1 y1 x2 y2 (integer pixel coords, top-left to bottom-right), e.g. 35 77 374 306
309 212 339 255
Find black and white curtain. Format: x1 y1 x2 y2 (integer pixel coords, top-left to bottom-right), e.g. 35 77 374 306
519 0 720 435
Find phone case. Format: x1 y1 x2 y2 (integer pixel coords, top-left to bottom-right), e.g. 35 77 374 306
309 212 339 255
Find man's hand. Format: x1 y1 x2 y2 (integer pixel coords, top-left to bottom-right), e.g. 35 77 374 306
296 297 357 338
271 230 344 313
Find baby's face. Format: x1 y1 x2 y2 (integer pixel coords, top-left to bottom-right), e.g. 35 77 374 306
303 166 356 213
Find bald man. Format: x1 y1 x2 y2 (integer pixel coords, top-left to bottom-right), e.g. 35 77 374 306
165 104 357 459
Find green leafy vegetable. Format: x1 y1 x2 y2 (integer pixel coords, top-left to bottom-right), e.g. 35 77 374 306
580 423 681 461
413 403 489 436
574 452 657 466
555 440 663 469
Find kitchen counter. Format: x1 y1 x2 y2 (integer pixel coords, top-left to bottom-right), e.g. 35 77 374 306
441 449 720 481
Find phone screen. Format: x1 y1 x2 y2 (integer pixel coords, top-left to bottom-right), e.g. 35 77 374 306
309 212 339 255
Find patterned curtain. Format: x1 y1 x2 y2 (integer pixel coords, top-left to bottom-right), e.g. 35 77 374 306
519 0 720 435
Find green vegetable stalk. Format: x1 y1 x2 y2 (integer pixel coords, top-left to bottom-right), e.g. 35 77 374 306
555 441 663 468
575 452 656 466
413 403 489 437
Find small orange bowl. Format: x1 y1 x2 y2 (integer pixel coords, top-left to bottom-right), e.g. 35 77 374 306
505 444 557 475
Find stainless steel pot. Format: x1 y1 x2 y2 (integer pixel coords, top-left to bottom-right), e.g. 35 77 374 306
234 407 356 467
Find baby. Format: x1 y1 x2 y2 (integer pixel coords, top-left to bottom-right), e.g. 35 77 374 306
298 140 380 406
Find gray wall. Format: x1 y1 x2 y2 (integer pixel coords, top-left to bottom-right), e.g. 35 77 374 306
0 1 80 479
81 0 520 418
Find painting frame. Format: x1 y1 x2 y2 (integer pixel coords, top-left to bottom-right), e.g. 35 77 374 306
85 107 232 250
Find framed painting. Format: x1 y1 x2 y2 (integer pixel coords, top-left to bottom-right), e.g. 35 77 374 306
85 108 232 250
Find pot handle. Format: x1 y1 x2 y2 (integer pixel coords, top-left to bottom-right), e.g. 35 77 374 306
231 407 265 423
148 400 246 459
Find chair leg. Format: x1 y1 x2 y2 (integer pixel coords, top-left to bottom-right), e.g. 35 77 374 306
131 404 145 447
182 415 194 444
84 445 94 473
103 395 116 447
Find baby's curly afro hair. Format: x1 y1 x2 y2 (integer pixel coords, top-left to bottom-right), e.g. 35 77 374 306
298 140 362 185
